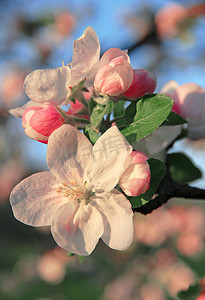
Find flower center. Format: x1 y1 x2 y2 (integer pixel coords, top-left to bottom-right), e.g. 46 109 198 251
56 175 94 204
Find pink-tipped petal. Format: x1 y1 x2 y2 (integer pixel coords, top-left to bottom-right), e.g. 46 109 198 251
119 151 150 197
124 69 157 98
10 172 66 226
51 202 104 255
98 48 130 69
94 56 133 96
24 66 70 105
94 189 133 251
130 151 149 164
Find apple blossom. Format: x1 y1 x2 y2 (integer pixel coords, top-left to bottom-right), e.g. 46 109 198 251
23 26 100 107
22 29 132 106
161 81 205 140
22 105 68 143
119 151 150 197
123 69 157 99
10 26 158 124
155 3 188 39
94 56 133 96
10 125 135 255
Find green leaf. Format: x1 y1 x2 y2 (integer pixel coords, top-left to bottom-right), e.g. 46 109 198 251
68 252 75 257
168 152 202 183
88 97 97 115
90 98 114 129
124 102 137 121
115 102 136 128
121 93 174 143
128 158 166 209
84 126 99 144
177 283 201 300
163 111 187 126
105 98 114 114
113 101 125 117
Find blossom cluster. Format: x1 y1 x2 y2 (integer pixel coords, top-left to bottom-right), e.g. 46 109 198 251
9 26 205 256
9 27 157 143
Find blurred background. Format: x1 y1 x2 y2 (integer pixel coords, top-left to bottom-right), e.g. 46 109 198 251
0 0 205 299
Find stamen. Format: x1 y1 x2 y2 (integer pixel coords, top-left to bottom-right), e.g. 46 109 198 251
56 173 92 204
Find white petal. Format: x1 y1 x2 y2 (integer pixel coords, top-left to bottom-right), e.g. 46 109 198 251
70 26 100 87
93 189 133 251
85 126 132 192
51 201 104 255
10 172 66 226
47 124 93 182
132 125 181 158
24 66 70 105
24 125 48 143
9 101 42 118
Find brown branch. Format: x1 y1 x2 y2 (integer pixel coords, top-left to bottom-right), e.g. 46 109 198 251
134 171 205 215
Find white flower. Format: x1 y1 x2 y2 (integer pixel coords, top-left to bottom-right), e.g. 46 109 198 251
9 26 100 117
10 125 134 255
25 26 100 106
161 80 205 140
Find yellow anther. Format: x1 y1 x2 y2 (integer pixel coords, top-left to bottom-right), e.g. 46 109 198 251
56 174 92 204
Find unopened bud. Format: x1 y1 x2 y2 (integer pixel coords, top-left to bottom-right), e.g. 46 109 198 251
94 56 133 97
124 69 157 99
119 151 150 197
22 106 67 143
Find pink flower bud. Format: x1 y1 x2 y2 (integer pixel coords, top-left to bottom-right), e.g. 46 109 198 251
94 56 133 96
123 69 157 99
67 88 92 118
67 103 90 123
119 151 150 197
22 106 67 143
98 48 130 69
